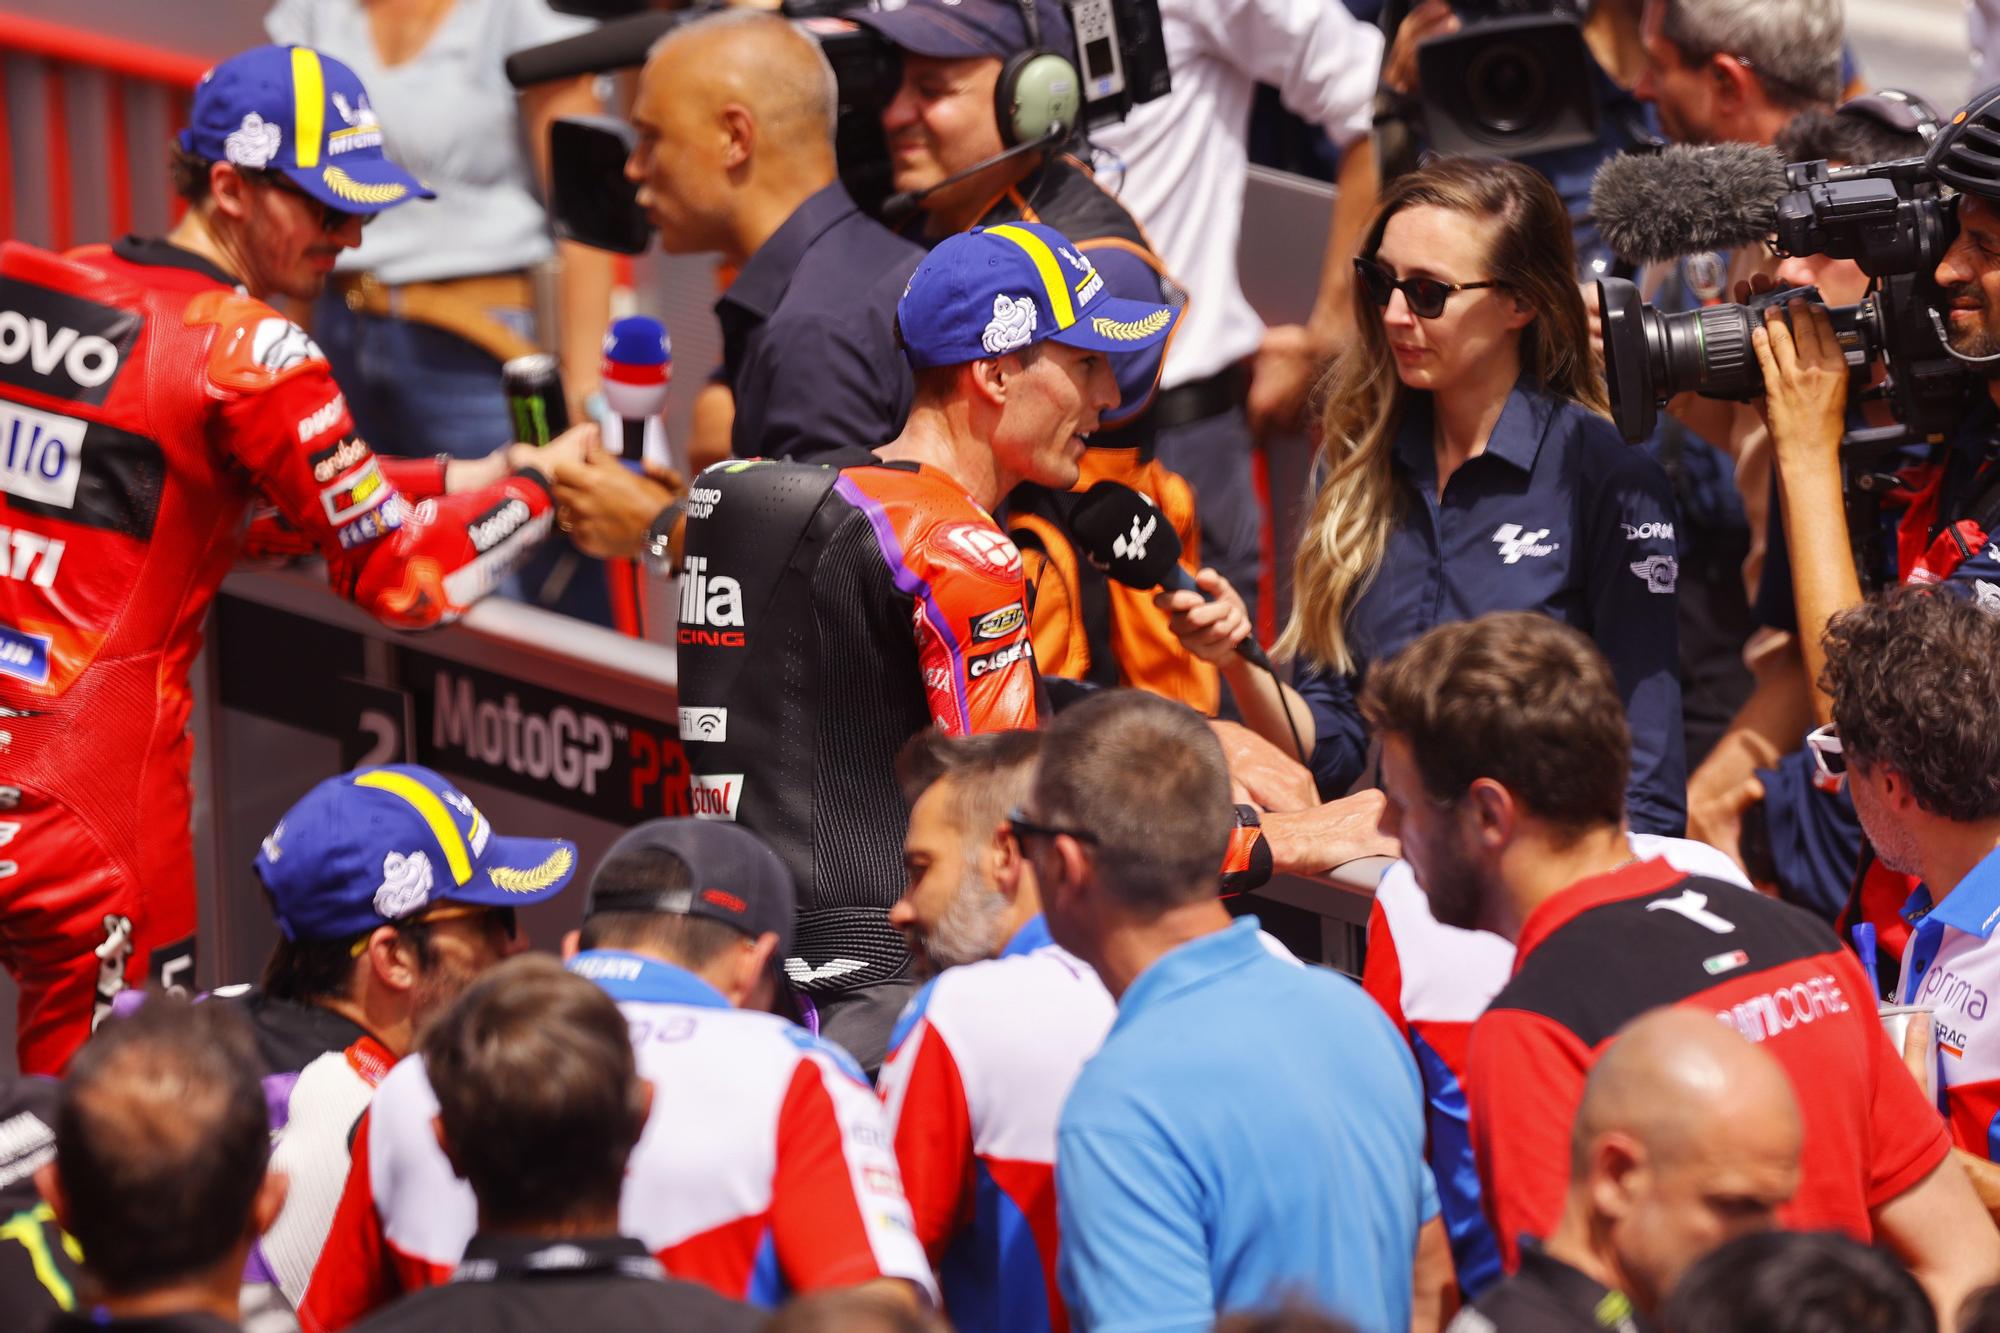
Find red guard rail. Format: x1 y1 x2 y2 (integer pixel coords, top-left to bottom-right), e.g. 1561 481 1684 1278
0 14 210 248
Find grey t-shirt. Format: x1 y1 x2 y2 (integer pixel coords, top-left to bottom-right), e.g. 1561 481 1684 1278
265 0 591 285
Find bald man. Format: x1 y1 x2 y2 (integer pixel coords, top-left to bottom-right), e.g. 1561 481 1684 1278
1450 1008 1803 1333
552 10 924 557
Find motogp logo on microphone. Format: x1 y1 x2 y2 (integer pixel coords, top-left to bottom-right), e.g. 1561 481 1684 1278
1114 513 1157 563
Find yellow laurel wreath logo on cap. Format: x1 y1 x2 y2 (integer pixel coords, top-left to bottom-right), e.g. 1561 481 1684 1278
322 167 408 205
1090 310 1173 342
488 846 574 894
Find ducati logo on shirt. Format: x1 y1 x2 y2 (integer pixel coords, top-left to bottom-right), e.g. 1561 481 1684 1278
1491 523 1557 564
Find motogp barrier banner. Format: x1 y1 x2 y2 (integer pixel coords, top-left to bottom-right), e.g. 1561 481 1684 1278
212 592 692 824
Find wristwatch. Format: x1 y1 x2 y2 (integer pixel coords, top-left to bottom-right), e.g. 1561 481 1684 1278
641 498 687 579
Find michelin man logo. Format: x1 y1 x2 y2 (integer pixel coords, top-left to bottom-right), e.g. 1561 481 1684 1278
982 294 1038 355
373 850 434 918
225 113 283 169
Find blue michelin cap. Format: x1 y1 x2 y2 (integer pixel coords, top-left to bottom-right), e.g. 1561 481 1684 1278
254 765 577 943
897 222 1180 370
179 44 434 215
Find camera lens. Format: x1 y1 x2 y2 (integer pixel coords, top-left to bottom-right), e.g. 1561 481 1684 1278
1652 306 1759 401
1466 41 1549 136
1598 278 1766 443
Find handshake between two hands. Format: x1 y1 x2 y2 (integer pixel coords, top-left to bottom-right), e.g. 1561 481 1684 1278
508 423 686 561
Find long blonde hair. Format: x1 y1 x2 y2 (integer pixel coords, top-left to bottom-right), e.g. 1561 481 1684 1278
1277 156 1611 673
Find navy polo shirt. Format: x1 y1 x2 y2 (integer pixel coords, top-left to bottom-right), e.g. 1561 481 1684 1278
1295 382 1687 834
716 181 924 461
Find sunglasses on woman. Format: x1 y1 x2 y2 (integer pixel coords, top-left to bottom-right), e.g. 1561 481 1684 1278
1353 256 1500 320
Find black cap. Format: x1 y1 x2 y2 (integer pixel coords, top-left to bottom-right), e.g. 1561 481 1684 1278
586 819 795 962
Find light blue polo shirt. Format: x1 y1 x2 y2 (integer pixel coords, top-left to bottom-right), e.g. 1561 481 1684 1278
1055 917 1437 1333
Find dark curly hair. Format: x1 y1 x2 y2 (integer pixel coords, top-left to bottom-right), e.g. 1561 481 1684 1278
1820 586 2000 822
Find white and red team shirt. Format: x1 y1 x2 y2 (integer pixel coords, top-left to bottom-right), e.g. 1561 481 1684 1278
1898 845 2000 1161
876 915 1116 1333
298 951 936 1331
1360 833 1749 1299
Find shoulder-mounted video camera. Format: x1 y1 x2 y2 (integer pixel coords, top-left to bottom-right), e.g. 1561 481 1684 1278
1410 0 1600 159
1582 76 2000 462
1596 152 1970 454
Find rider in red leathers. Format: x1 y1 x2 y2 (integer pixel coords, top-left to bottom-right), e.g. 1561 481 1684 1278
0 45 582 1073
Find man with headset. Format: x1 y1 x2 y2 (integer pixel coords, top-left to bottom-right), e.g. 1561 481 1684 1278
847 0 1226 714
547 10 924 553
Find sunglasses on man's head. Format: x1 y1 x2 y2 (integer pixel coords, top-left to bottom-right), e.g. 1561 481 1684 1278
1806 722 1845 793
1353 256 1500 320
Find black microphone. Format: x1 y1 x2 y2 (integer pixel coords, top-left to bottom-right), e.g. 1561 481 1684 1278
1590 142 1790 265
505 9 680 87
1069 481 1275 674
879 127 1068 227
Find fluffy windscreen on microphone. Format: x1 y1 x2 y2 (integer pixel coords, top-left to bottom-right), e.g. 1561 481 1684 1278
1591 143 1790 264
1069 481 1184 588
601 315 672 421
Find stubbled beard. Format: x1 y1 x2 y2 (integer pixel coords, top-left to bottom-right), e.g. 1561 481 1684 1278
1942 284 2000 374
923 870 1010 973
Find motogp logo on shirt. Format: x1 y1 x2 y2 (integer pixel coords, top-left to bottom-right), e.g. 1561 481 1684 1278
1490 523 1557 564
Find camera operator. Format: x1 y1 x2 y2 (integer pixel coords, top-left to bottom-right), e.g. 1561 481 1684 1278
1752 95 2000 739
847 0 1222 712
1685 93 1936 906
1630 0 1844 771
549 11 923 554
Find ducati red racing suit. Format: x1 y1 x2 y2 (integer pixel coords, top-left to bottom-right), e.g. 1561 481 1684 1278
0 237 557 1073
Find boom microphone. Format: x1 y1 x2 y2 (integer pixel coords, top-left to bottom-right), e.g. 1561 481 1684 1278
505 9 679 87
1590 142 1790 264
1069 481 1274 674
879 127 1068 227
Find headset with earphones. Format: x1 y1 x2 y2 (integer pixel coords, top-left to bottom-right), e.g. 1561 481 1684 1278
995 0 1083 146
879 0 1086 223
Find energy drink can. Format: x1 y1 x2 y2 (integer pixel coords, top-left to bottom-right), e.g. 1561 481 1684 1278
502 354 569 446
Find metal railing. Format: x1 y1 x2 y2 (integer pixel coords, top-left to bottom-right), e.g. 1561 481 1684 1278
0 13 210 247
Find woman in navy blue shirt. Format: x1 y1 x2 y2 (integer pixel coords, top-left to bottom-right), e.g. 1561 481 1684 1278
1165 156 1686 833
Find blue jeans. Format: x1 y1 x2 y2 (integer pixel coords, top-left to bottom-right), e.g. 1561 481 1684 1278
312 292 611 626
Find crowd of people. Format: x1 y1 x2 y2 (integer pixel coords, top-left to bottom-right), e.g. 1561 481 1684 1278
14 0 2000 1327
